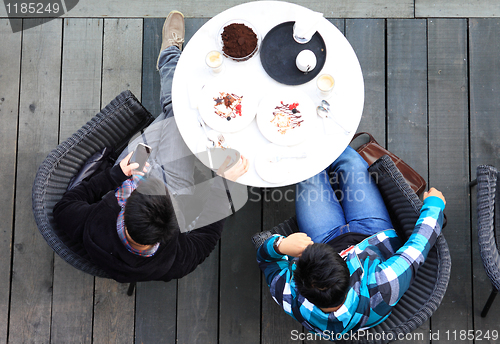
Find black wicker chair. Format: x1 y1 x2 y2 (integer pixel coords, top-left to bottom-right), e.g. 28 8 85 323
252 155 451 344
470 165 500 317
32 90 154 294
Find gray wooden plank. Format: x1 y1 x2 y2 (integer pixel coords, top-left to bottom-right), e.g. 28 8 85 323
469 19 500 169
51 264 94 344
50 18 103 344
427 18 472 344
0 1 414 19
219 187 261 344
386 19 429 344
135 16 177 344
93 279 135 343
346 19 386 143
416 0 500 18
469 18 500 342
0 18 21 344
59 18 103 140
134 18 211 344
135 281 177 344
176 244 219 344
387 19 428 180
327 18 345 35
101 18 143 106
142 18 165 119
8 18 62 344
92 18 143 344
134 17 178 344
260 186 302 344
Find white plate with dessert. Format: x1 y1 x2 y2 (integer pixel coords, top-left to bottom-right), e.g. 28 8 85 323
198 77 259 133
256 88 317 146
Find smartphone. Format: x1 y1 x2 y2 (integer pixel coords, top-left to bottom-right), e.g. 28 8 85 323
129 143 152 171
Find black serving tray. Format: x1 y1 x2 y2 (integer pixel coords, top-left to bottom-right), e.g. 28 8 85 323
260 21 327 85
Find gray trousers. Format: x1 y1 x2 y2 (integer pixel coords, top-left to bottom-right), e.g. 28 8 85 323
116 46 248 231
116 46 195 197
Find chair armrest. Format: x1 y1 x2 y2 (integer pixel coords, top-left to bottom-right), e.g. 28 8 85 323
251 217 299 250
368 155 424 240
476 165 500 290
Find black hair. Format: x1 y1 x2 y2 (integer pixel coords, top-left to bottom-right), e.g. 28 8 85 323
294 243 350 308
124 177 178 245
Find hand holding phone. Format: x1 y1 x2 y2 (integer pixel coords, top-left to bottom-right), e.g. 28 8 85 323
120 144 152 177
129 143 152 172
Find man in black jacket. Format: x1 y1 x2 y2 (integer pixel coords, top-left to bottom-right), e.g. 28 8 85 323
53 11 248 283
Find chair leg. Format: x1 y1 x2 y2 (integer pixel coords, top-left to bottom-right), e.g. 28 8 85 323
481 288 498 317
127 282 136 296
469 179 478 188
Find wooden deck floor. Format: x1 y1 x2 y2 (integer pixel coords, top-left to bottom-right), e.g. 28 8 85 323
1 15 500 344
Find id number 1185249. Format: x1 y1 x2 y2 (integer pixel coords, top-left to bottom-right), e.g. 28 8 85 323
5 2 60 14
445 330 498 341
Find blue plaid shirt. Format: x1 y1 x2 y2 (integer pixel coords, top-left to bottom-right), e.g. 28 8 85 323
257 196 445 338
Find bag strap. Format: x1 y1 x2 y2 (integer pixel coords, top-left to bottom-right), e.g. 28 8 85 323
351 132 378 145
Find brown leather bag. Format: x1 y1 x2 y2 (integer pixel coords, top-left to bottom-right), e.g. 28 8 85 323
352 132 427 196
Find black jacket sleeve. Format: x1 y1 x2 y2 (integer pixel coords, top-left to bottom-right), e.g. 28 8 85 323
53 164 129 240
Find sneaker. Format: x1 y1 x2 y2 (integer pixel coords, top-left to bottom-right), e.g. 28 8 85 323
157 11 185 69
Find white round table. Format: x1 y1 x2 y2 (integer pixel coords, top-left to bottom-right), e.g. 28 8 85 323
172 1 364 187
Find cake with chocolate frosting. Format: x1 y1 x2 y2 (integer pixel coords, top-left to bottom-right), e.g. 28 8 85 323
221 23 258 61
271 101 303 134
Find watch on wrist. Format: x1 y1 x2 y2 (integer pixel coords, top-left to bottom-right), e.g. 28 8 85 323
273 236 284 255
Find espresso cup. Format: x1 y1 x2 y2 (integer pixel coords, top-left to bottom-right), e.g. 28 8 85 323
317 74 335 98
295 50 317 73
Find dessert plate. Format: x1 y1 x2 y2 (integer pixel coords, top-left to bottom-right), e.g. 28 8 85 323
257 88 317 146
198 77 259 133
260 21 327 85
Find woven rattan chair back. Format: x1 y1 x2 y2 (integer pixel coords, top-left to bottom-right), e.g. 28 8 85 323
32 90 154 279
473 165 500 317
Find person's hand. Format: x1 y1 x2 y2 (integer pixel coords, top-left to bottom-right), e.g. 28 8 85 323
277 233 314 257
119 151 147 177
423 187 446 205
217 155 249 181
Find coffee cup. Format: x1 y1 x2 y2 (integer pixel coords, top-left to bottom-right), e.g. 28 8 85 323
317 74 335 98
206 50 224 74
295 50 317 73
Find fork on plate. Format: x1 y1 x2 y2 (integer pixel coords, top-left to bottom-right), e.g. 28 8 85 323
197 115 228 148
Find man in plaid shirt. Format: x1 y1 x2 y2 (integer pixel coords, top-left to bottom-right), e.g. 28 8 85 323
257 147 446 339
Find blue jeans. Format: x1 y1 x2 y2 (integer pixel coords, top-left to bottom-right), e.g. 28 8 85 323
158 46 180 118
295 146 393 243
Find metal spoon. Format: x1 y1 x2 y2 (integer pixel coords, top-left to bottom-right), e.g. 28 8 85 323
321 99 331 111
316 105 351 135
316 106 334 135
